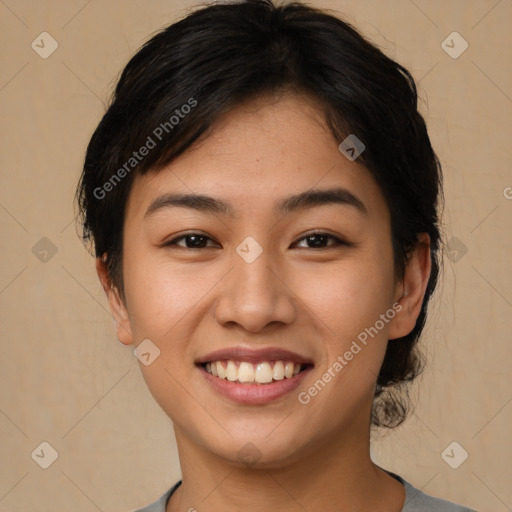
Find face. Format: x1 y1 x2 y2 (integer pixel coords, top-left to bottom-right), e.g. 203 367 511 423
100 93 429 468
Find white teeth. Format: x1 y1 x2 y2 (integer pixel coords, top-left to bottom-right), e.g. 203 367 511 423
284 362 295 378
204 359 304 384
255 362 273 383
226 360 238 381
273 361 285 380
216 361 226 379
238 362 255 382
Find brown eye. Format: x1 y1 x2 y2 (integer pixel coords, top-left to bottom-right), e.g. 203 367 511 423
294 231 348 249
164 233 219 249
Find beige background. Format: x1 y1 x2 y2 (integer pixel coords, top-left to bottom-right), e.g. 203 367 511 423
0 0 511 511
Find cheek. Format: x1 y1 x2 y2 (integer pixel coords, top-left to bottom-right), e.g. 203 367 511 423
121 252 216 410
122 248 217 343
294 254 396 342
295 264 394 429
296 247 396 401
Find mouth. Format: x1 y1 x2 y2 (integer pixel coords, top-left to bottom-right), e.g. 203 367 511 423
195 347 314 404
200 359 313 385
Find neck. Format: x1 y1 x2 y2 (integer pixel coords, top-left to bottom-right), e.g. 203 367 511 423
167 423 405 512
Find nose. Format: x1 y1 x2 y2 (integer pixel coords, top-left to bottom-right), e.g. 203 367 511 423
214 243 296 333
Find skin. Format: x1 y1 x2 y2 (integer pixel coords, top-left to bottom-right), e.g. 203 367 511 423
97 92 431 511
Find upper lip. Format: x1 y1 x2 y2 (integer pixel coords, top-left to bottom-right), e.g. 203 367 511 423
195 346 314 366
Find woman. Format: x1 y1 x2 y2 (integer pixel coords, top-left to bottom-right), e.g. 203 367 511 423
76 0 477 510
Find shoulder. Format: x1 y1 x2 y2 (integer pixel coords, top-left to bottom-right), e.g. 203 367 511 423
129 475 479 512
129 481 181 512
388 471 478 512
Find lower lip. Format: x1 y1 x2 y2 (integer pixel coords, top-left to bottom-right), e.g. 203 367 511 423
199 365 312 405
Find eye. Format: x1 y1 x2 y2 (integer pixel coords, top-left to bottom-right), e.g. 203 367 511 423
294 230 348 249
163 232 219 249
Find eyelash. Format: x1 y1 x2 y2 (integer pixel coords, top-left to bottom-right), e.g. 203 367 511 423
162 230 349 250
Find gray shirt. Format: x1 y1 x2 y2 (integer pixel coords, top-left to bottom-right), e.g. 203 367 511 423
132 471 477 511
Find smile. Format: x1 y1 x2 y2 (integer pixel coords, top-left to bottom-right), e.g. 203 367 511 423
203 360 307 385
196 346 314 404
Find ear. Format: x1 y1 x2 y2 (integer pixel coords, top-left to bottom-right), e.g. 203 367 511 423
388 233 432 340
96 256 134 345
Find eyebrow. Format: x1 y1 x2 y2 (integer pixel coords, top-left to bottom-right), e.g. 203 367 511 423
144 187 368 219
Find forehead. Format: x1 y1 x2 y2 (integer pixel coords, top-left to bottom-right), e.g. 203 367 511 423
125 93 389 225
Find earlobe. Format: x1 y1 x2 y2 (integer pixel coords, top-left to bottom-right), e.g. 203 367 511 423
388 234 432 340
95 257 134 345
